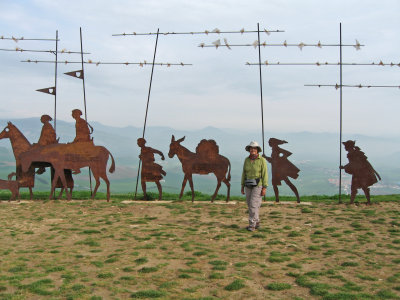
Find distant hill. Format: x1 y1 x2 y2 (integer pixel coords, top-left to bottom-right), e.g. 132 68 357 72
0 118 399 196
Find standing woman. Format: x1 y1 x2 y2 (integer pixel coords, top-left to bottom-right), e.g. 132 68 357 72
241 141 268 231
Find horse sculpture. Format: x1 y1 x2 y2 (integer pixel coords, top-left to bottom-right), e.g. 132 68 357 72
168 135 231 202
0 122 73 199
19 142 115 201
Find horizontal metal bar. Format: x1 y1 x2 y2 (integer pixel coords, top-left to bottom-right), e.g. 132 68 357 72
199 43 364 48
112 29 284 36
305 84 400 88
0 36 59 41
21 60 192 66
0 48 90 54
246 62 400 67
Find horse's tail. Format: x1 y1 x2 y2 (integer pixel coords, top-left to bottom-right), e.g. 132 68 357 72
108 150 116 173
226 157 231 181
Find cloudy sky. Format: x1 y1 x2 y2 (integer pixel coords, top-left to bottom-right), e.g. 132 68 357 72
0 0 399 136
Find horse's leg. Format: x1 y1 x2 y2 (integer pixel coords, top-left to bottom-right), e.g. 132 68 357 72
91 173 101 200
179 175 188 200
141 180 147 200
211 178 222 203
188 174 195 202
57 188 64 200
58 171 71 200
29 187 33 200
284 178 300 203
50 171 60 200
155 180 162 200
100 174 110 202
222 177 231 203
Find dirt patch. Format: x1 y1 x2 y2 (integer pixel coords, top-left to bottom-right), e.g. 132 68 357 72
0 200 399 299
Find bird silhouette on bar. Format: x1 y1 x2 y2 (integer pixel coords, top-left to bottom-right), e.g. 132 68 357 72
340 140 381 204
264 138 300 203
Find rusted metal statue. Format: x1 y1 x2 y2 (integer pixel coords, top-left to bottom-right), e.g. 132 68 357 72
19 141 115 201
168 135 231 202
16 109 115 201
38 114 58 146
0 120 73 198
264 138 300 203
137 138 166 200
340 140 381 204
72 108 93 144
0 172 20 201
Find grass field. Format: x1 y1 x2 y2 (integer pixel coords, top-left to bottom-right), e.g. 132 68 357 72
0 193 399 299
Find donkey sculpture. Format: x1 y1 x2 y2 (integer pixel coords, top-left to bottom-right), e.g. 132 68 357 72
168 135 231 202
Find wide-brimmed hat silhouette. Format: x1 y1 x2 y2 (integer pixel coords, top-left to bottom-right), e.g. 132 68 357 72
342 140 356 148
245 141 262 152
269 138 287 147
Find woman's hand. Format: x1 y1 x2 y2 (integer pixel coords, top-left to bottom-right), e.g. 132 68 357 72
241 187 245 195
261 187 266 196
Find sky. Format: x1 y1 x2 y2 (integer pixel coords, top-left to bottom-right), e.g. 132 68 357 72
0 0 399 136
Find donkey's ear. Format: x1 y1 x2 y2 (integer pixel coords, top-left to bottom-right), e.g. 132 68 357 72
171 135 175 142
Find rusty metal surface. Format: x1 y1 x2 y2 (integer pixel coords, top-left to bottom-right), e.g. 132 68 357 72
0 112 115 201
137 138 166 200
71 109 93 143
340 140 381 204
0 121 73 197
19 141 115 201
264 138 300 203
0 176 20 201
168 135 231 202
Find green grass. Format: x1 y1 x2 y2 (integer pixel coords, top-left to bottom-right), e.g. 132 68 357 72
3 191 400 203
266 282 292 290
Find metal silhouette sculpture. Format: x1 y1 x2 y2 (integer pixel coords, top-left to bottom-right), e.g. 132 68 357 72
340 140 381 204
19 141 115 201
0 172 20 201
0 121 73 198
72 109 93 144
137 138 166 200
264 138 300 203
38 114 58 146
168 135 231 202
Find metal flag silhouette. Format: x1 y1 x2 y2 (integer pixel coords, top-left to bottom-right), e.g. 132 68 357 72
36 87 56 95
168 136 231 202
340 140 381 204
64 70 84 79
264 138 300 203
137 138 166 200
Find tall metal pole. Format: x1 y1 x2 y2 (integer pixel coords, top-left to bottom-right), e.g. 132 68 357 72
54 30 58 134
134 28 160 200
80 27 93 195
257 23 265 154
339 23 343 203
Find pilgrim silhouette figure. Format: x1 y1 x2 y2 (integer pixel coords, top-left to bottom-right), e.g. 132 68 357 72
137 138 166 200
35 114 58 175
37 115 58 146
72 109 93 143
340 140 381 204
264 138 300 203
